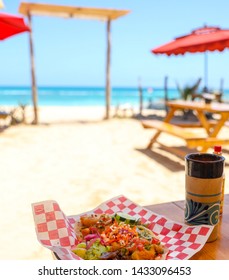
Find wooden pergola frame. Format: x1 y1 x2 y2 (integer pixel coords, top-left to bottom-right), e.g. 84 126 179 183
19 2 130 124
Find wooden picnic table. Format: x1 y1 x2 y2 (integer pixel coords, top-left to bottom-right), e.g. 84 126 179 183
145 194 229 260
142 100 229 153
165 100 229 137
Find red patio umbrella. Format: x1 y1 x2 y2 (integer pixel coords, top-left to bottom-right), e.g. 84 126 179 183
152 26 229 89
0 12 30 40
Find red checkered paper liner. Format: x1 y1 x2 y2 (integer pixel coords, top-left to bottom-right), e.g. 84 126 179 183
32 195 213 260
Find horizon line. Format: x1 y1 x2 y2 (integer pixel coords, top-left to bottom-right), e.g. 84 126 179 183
0 85 177 90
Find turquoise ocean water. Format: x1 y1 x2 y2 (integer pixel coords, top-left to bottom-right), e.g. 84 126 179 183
0 86 229 108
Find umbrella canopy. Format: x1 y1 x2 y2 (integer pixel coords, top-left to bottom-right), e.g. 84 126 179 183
0 12 30 40
152 26 229 89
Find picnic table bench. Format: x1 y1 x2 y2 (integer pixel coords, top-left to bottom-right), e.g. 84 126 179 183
142 100 229 153
142 120 206 149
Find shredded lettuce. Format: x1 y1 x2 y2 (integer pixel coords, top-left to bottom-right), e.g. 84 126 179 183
84 240 110 260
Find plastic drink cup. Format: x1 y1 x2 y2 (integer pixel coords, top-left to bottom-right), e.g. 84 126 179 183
185 153 225 242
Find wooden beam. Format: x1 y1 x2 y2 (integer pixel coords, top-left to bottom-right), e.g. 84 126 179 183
27 13 38 125
0 0 4 10
19 2 130 21
105 19 111 119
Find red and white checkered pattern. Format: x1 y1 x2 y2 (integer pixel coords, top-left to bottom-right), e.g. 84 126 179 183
32 195 213 260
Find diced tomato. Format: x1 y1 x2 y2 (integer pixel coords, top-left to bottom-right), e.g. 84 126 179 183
151 238 160 244
81 228 90 236
137 243 144 251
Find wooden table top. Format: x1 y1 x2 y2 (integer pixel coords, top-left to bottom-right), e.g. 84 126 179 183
145 194 229 260
166 100 229 113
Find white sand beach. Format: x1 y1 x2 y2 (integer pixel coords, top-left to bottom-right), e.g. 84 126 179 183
0 106 228 260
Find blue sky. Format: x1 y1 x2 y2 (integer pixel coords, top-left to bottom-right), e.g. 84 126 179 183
1 0 229 90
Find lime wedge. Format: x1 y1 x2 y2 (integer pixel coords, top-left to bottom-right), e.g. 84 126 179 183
115 212 137 224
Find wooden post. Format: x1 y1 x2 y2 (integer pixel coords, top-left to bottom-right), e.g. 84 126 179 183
27 13 38 124
220 78 224 93
138 77 143 115
164 76 168 113
105 19 111 119
219 78 224 102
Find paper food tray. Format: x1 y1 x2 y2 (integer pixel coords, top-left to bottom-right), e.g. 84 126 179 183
32 195 213 260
